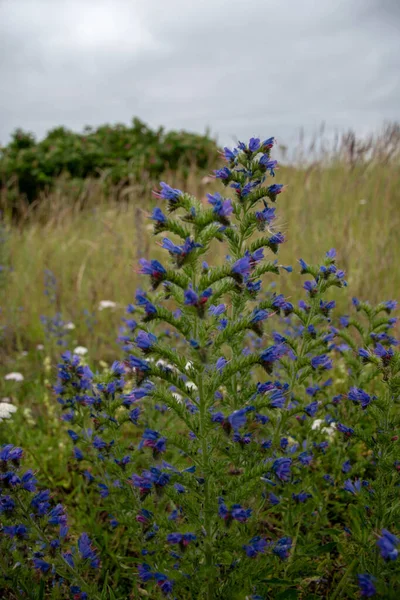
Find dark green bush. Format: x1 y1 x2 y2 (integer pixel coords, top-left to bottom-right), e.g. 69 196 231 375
0 117 219 204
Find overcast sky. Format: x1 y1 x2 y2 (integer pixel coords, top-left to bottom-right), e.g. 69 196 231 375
1 0 399 149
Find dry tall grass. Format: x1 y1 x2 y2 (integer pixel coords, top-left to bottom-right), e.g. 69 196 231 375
1 127 399 366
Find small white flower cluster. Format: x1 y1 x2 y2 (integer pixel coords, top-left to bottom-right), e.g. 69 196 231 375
4 372 24 382
311 418 336 439
0 398 17 422
73 346 88 356
98 300 117 311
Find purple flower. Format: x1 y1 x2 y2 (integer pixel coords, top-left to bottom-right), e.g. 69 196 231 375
78 533 100 568
218 498 252 524
138 259 166 283
259 155 277 175
249 137 261 152
269 232 285 252
267 184 284 197
216 357 228 372
138 563 154 582
207 193 233 222
33 558 51 574
377 529 399 561
273 537 292 560
348 387 372 409
304 401 319 417
3 524 28 539
255 204 276 227
153 182 183 204
209 304 226 316
303 280 318 296
357 574 376 597
136 331 157 352
272 457 292 482
326 248 336 259
336 423 354 437
262 137 275 149
311 354 332 370
214 166 231 180
228 407 254 431
343 479 362 495
383 300 397 313
0 495 15 514
222 146 238 162
232 255 252 280
259 344 287 373
151 207 167 224
342 460 351 473
167 532 196 548
155 573 174 595
292 491 312 503
269 493 280 505
0 444 24 463
374 342 394 364
243 536 267 557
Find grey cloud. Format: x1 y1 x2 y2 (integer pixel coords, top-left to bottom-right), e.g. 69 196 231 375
0 0 399 149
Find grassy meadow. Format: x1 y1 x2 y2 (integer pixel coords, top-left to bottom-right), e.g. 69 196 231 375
0 131 399 519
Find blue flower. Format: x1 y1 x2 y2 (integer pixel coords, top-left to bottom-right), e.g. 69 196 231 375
0 444 23 463
167 532 196 547
259 155 277 175
292 491 312 503
216 357 227 372
33 558 51 574
151 207 167 224
272 458 292 482
262 137 275 149
207 193 233 222
343 479 362 495
228 407 254 431
273 537 292 560
209 304 226 316
249 137 261 152
0 495 16 514
377 529 399 561
383 300 397 313
136 331 157 352
154 182 183 205
214 166 231 180
357 574 376 597
348 387 373 410
222 146 238 162
311 354 332 370
269 493 280 505
267 184 284 198
304 401 319 417
303 280 318 296
342 460 352 473
259 344 287 373
336 423 354 437
255 204 276 227
78 533 100 568
243 536 267 557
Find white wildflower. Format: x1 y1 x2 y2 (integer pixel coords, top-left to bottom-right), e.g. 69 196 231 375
98 300 117 311
36 344 44 350
0 401 17 422
64 322 75 330
4 372 24 382
73 346 88 356
186 381 198 392
312 418 336 439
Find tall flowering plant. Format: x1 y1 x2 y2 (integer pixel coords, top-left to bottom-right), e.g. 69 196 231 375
2 136 399 598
